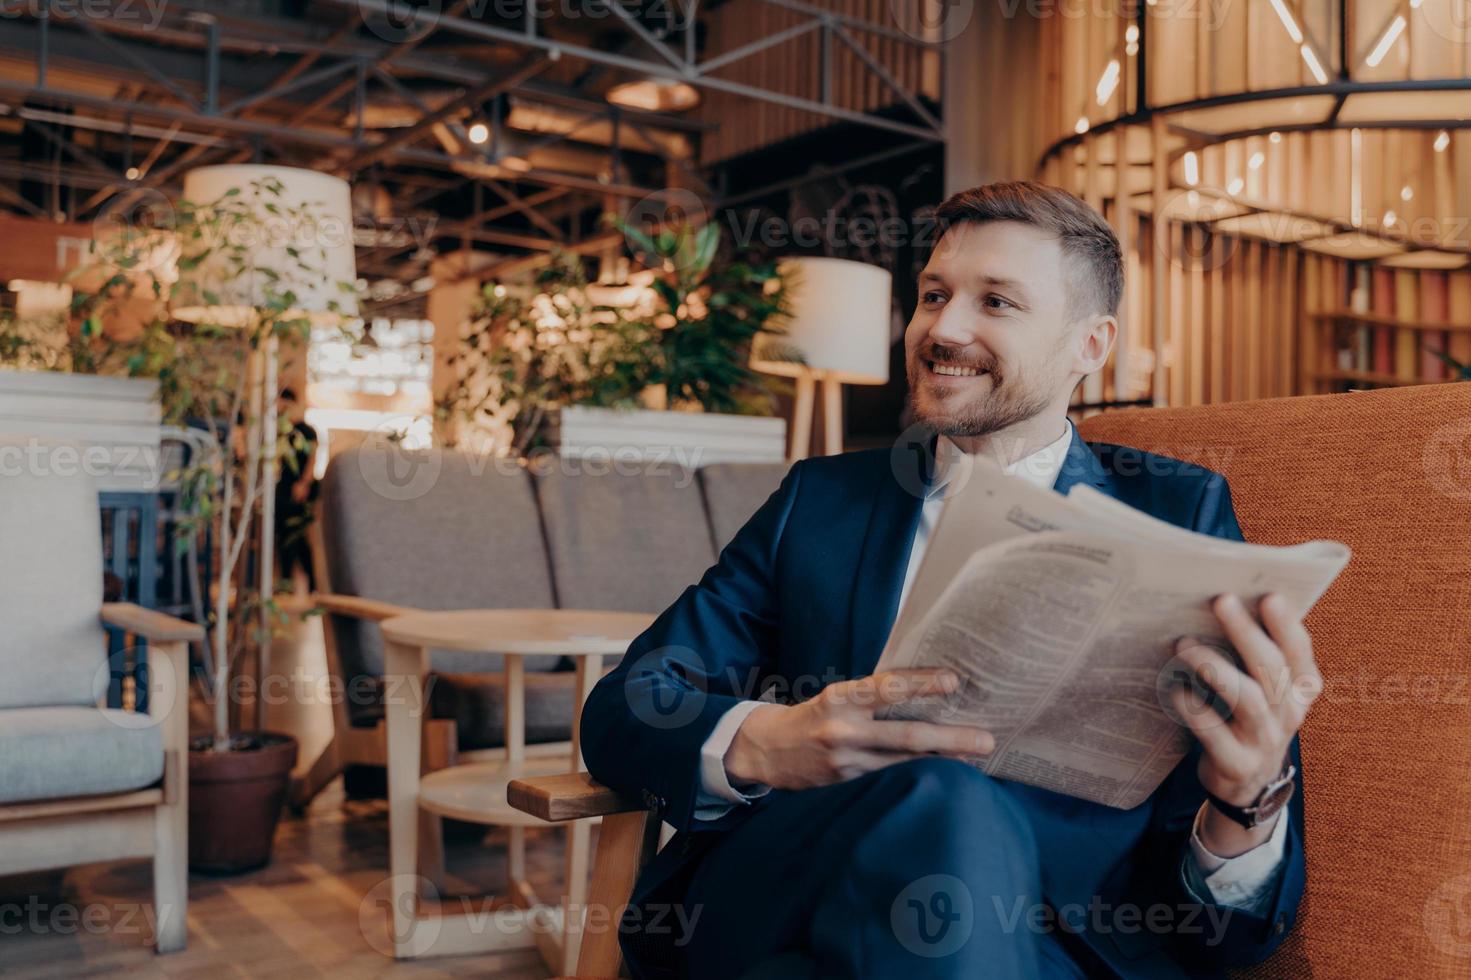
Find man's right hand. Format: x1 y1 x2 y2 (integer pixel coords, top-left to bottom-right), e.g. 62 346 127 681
723 669 995 791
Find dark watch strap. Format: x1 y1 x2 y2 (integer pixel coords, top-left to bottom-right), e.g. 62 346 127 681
1205 763 1297 830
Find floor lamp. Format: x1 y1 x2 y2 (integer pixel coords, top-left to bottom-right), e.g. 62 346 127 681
751 256 892 459
173 164 358 732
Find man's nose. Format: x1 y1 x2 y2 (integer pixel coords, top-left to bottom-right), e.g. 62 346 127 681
927 300 978 348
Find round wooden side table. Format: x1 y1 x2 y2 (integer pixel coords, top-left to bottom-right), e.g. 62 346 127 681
377 608 654 972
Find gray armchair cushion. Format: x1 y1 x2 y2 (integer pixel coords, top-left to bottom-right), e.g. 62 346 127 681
0 441 107 709
319 447 559 688
534 461 715 613
0 706 164 804
698 462 792 552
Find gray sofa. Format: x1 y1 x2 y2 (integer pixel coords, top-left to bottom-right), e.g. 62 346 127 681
318 447 790 752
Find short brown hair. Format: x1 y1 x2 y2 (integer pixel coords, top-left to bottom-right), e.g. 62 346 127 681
932 181 1123 319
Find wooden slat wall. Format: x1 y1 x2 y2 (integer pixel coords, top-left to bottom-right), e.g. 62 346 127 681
696 0 939 165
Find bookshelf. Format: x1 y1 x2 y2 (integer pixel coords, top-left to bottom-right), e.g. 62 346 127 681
1306 310 1471 392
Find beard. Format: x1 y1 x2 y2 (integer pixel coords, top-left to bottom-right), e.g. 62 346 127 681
906 344 1054 439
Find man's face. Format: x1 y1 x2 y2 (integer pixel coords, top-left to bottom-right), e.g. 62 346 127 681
905 220 1094 438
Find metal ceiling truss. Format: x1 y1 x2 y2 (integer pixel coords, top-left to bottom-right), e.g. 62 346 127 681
334 0 947 143
0 0 945 277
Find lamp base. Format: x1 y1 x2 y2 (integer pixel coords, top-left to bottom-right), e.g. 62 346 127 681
788 374 844 460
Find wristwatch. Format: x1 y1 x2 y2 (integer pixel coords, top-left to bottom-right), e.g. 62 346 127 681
1205 763 1297 830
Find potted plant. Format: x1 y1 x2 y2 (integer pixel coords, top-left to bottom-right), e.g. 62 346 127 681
69 168 358 872
437 220 793 463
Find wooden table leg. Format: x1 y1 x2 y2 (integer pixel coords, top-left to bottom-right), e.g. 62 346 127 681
561 652 604 974
383 639 429 958
505 654 526 888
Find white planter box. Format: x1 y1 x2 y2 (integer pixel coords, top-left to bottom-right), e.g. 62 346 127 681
0 369 163 492
552 405 786 467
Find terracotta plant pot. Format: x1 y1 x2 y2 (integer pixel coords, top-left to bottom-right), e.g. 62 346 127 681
188 732 298 874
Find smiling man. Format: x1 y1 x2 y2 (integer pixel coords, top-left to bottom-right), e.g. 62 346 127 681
581 181 1315 979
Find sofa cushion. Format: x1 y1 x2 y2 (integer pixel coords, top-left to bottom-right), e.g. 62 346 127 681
533 460 715 613
0 441 107 709
430 670 579 751
699 462 791 552
320 447 559 683
0 706 164 804
1079 384 1471 979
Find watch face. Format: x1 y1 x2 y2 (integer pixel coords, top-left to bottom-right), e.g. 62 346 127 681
1255 779 1295 820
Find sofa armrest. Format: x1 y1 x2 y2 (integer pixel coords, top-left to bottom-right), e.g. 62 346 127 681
101 602 204 643
312 592 417 623
507 771 649 822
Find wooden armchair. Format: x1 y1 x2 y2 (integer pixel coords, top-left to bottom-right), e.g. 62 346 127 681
0 443 201 954
507 772 657 979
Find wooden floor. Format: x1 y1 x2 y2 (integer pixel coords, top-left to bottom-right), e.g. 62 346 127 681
0 782 585 979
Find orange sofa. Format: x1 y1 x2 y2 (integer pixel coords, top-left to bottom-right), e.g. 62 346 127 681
1080 382 1471 978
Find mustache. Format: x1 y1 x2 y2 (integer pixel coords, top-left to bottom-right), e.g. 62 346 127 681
918 345 1000 374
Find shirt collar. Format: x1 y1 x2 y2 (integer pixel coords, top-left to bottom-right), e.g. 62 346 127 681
929 421 1076 499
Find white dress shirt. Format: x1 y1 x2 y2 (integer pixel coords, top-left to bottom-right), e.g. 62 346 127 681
693 422 1288 913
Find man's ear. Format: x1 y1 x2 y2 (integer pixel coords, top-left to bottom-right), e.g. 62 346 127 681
1074 314 1118 376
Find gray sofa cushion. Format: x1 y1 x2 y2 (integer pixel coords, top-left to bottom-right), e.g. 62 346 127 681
430 671 580 750
533 461 715 613
698 462 792 552
0 441 107 709
0 706 164 804
320 447 559 685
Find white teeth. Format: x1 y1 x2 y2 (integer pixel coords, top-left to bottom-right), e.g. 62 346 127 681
931 363 982 377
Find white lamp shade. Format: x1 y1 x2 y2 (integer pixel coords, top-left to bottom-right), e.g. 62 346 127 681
752 256 891 385
173 165 358 326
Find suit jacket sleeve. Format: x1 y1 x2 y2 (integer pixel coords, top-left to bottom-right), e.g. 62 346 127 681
580 462 804 833
1142 471 1309 969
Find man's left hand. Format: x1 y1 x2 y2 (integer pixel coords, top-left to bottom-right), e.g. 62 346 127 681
1168 592 1323 857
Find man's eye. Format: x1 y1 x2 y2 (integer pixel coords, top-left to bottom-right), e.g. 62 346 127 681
984 295 1015 311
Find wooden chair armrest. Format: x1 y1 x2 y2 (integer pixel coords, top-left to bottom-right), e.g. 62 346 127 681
100 603 204 643
312 592 417 623
507 771 649 822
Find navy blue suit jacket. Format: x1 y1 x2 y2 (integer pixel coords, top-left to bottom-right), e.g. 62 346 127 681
582 429 1307 978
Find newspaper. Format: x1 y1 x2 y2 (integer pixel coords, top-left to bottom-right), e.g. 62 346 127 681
874 457 1350 809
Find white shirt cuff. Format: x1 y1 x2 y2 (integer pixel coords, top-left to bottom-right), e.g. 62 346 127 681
1182 800 1290 912
693 700 772 821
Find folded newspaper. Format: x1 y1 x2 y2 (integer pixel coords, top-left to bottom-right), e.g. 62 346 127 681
874 456 1350 809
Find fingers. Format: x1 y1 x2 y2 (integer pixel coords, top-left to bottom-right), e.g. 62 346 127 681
1172 637 1273 731
834 669 960 709
1167 683 1245 765
1259 594 1323 716
1212 593 1322 724
1212 594 1288 701
854 719 994 756
829 749 937 782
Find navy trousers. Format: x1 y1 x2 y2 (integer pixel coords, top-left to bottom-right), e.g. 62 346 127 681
677 758 1089 979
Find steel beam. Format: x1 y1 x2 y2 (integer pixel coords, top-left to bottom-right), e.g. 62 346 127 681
331 0 946 143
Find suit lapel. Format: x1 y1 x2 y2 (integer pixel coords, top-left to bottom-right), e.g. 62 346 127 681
1053 426 1114 498
845 436 929 679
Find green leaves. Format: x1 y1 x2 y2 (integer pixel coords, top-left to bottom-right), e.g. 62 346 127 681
442 217 790 449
